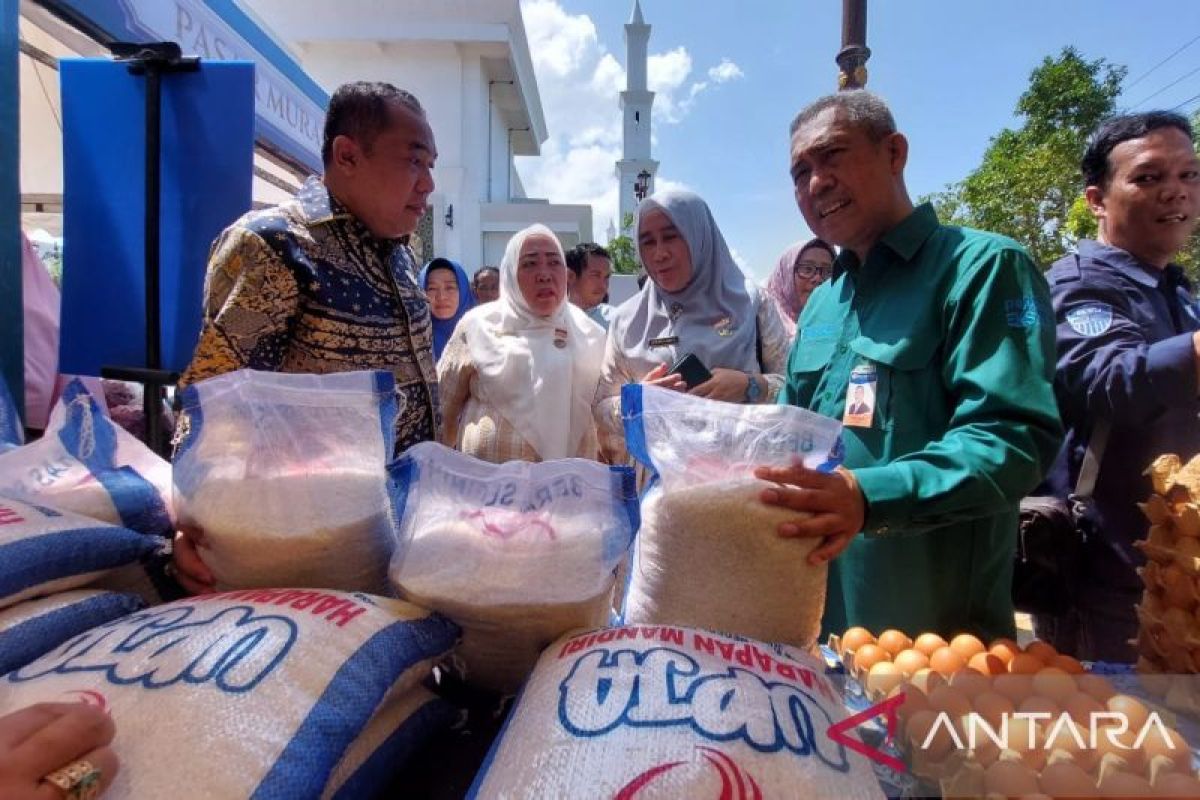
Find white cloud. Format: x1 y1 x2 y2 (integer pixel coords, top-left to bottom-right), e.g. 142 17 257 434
708 58 745 83
516 0 738 240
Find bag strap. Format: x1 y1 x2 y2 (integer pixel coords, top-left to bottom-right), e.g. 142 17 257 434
1073 416 1109 500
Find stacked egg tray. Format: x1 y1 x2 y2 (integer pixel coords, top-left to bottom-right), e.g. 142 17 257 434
1136 454 1200 718
828 627 1200 798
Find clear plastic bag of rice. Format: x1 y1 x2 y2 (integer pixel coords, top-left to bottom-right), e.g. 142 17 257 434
0 380 173 535
173 369 399 594
620 384 844 649
387 442 639 694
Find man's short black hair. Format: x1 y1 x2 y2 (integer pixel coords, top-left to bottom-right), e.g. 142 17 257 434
1081 111 1194 188
565 242 611 276
321 81 424 166
472 266 499 285
789 90 897 141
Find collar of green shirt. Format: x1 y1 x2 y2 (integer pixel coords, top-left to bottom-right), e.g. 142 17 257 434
832 202 939 280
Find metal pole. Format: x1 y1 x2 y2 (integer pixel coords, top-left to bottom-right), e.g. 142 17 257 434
837 0 871 90
143 63 164 453
0 0 21 425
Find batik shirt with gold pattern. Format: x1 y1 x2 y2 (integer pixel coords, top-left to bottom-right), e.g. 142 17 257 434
179 177 439 452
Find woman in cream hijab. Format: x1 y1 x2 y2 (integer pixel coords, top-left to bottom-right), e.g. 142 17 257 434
594 190 793 464
438 224 606 463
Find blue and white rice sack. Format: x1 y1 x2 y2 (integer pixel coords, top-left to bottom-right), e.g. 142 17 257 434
620 384 843 648
0 495 158 608
322 687 455 800
0 380 172 535
0 589 459 799
173 369 399 594
0 589 144 674
388 442 638 694
469 624 883 799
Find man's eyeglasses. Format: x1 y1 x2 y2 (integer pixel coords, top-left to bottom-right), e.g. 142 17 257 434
794 261 832 280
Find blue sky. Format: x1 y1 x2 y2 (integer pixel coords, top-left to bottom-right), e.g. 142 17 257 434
515 1 1200 280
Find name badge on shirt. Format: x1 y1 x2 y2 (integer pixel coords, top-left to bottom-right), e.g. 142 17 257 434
554 328 568 349
843 363 877 428
648 336 680 348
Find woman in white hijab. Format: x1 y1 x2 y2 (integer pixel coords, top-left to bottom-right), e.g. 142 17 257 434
438 224 606 463
595 190 793 463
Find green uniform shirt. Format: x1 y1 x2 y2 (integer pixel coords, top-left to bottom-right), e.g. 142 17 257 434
781 204 1062 640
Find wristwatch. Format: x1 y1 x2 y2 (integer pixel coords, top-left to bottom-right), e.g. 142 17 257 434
744 373 762 403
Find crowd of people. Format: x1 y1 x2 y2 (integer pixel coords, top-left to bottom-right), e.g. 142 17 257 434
10 76 1197 797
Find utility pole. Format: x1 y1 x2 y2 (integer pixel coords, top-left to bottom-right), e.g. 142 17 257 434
836 0 870 90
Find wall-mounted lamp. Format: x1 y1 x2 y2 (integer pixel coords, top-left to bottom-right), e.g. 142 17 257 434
444 204 454 229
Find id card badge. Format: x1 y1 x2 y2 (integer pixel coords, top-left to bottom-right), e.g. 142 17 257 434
842 363 877 427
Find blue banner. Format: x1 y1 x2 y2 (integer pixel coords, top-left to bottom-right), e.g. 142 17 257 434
58 58 255 376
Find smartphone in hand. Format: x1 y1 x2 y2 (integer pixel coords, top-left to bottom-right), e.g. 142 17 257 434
668 352 713 389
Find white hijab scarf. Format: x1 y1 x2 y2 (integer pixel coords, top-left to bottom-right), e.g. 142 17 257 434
458 224 605 460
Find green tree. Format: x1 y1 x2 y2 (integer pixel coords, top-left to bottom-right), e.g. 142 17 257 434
922 47 1125 267
607 212 641 275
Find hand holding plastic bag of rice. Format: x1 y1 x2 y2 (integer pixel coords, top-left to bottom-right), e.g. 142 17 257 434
173 369 399 594
468 624 883 799
0 380 173 535
620 384 843 649
388 442 638 694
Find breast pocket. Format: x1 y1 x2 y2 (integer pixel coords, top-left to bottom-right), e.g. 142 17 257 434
786 337 836 410
849 334 939 432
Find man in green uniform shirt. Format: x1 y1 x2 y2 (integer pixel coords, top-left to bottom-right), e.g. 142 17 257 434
757 91 1063 640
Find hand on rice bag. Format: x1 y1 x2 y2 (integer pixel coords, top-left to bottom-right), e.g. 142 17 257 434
756 462 866 564
169 527 215 596
0 702 119 800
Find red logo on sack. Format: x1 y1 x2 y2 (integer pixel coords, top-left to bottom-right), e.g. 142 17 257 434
616 745 763 799
825 691 906 772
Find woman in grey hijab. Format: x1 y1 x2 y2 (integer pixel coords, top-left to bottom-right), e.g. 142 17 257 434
594 189 793 464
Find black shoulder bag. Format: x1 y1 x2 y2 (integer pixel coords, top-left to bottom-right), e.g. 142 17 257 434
1012 419 1110 616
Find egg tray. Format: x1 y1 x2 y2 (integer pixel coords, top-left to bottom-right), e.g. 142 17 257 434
1135 603 1200 674
826 634 905 703
1146 453 1200 501
1136 539 1200 575
935 750 1200 800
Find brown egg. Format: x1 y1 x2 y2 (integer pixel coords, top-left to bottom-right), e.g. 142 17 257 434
910 667 946 696
1096 769 1152 798
930 646 967 677
969 651 1008 676
950 669 994 700
1043 717 1097 773
1077 673 1117 704
1009 653 1045 675
1038 761 1097 799
866 661 905 696
1031 667 1078 705
1153 772 1200 797
1024 640 1059 665
950 633 987 661
893 648 930 677
913 632 948 657
889 682 930 726
1095 728 1146 775
1141 726 1190 774
877 628 913 657
1062 691 1106 727
983 758 1040 797
989 638 1022 665
907 709 956 761
1049 654 1086 675
971 691 1015 729
853 643 890 673
929 685 973 720
993 673 1036 705
1105 695 1151 732
1018 695 1062 719
841 626 876 654
1006 717 1047 770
